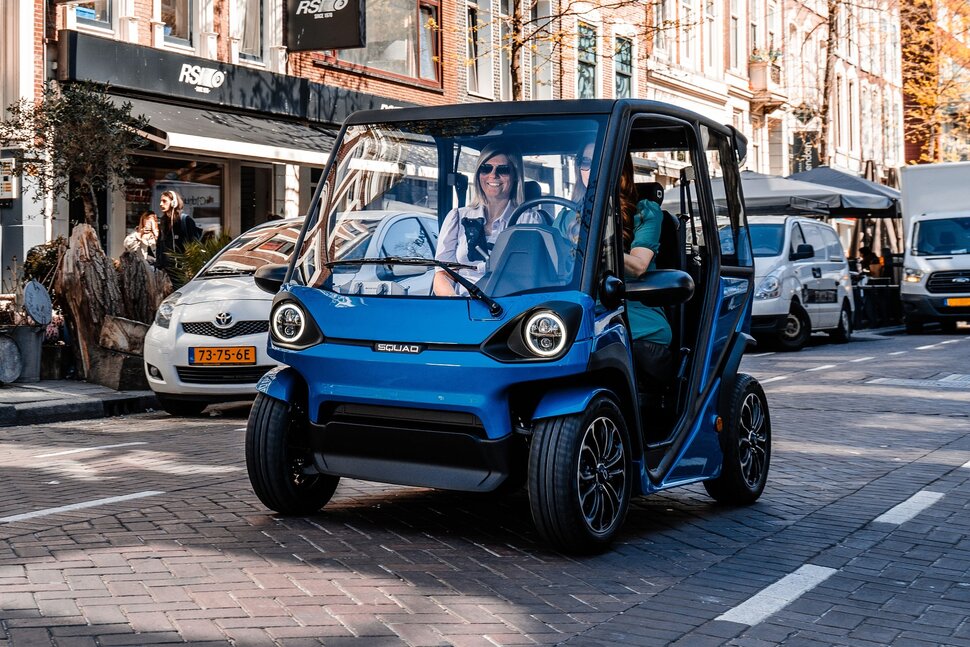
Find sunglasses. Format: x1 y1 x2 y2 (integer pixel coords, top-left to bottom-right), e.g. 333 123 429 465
478 163 512 176
579 156 593 171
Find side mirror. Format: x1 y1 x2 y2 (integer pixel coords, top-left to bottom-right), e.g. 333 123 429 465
254 263 288 294
791 243 815 261
625 270 694 307
600 273 625 310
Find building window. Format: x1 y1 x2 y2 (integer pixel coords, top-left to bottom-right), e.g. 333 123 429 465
236 0 263 61
615 36 632 98
467 1 493 96
681 0 696 63
531 0 553 99
705 0 716 70
729 0 739 68
336 0 440 84
500 0 512 100
162 0 193 44
655 0 669 53
577 22 597 99
74 1 111 26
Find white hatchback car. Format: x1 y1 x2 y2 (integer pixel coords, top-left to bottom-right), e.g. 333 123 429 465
748 215 854 351
144 219 304 415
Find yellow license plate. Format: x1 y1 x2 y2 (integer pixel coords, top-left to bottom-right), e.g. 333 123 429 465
189 346 257 365
945 297 970 307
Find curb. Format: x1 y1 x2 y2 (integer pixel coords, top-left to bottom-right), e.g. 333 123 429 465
1 393 158 428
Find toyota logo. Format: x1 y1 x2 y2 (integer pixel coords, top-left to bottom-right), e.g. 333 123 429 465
214 312 233 328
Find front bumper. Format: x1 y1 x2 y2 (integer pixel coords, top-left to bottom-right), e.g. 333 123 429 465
900 293 970 321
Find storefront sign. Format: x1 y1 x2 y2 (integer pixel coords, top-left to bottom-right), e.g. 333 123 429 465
0 158 19 200
58 31 303 118
287 0 366 51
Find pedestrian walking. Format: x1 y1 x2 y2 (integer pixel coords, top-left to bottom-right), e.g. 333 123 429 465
155 190 200 285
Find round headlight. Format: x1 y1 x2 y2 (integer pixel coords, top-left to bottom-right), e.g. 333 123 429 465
272 303 305 343
523 310 567 357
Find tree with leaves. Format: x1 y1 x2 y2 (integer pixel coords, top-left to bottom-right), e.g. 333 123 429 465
901 0 970 162
0 82 148 226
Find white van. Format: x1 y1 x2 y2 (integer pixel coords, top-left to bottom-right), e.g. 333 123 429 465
748 215 854 350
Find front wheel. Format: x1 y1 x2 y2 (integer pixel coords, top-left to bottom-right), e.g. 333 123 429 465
528 395 633 554
704 374 771 504
828 302 852 343
246 393 339 515
776 304 811 351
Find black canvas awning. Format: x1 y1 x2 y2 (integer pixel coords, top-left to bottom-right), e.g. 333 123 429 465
788 166 901 217
117 96 336 166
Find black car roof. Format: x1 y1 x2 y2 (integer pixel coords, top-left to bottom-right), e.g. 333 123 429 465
345 99 735 138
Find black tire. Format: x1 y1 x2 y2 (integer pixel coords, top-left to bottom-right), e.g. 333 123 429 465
905 319 924 334
704 374 770 505
940 320 958 334
828 302 852 343
246 393 339 515
528 395 632 554
776 304 811 351
155 394 208 417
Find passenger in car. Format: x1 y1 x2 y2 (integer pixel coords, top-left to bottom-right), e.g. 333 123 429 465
433 143 542 296
552 140 595 244
619 158 673 386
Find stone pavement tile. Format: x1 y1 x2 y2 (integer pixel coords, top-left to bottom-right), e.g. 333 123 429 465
169 618 227 642
329 614 398 637
848 622 901 644
51 637 98 647
277 638 326 647
97 632 186 645
816 609 867 630
387 623 450 646
122 611 177 633
268 625 356 639
319 637 408 646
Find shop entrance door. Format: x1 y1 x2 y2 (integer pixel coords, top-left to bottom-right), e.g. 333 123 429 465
240 165 273 232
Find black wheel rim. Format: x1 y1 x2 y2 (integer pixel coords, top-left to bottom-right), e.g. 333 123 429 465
738 393 768 488
285 414 318 489
577 416 626 535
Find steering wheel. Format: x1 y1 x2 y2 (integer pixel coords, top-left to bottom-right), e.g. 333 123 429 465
508 196 579 227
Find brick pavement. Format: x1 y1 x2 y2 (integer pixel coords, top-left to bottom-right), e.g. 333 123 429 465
0 331 969 646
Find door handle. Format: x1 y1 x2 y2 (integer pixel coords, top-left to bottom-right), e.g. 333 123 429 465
812 267 822 278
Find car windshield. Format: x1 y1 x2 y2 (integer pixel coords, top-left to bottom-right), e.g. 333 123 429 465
200 221 303 277
294 115 608 298
913 217 970 256
748 223 786 257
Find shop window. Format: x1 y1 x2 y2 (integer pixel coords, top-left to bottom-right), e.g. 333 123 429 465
75 1 111 27
236 0 263 61
125 155 225 240
615 36 632 98
332 0 441 85
577 22 597 99
161 0 193 45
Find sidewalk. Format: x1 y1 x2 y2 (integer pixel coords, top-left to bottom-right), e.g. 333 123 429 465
0 380 157 428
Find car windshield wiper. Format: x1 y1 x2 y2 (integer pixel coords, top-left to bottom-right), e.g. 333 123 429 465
202 267 256 277
325 256 503 316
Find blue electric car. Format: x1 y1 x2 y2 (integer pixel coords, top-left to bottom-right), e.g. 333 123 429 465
247 100 770 553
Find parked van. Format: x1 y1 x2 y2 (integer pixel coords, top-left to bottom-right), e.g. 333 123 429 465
748 215 854 350
899 162 970 333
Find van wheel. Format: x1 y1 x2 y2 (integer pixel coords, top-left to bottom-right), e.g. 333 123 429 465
704 374 770 504
246 393 339 515
905 319 923 334
776 304 810 351
940 320 958 334
155 394 208 416
528 395 632 554
828 303 852 343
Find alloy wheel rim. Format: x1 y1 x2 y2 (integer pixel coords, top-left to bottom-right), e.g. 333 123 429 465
737 393 768 488
577 415 626 535
783 313 802 339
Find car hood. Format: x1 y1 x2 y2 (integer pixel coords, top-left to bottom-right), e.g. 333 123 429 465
177 275 272 306
753 256 783 282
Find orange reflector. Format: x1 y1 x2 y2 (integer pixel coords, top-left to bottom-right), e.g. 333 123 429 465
715 416 724 433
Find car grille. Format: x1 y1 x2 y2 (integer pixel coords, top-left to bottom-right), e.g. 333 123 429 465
181 320 269 339
176 366 275 384
927 270 970 294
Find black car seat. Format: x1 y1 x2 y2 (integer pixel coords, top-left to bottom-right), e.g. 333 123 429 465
478 227 566 297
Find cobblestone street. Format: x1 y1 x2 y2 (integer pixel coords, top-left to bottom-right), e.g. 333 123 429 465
2 329 969 646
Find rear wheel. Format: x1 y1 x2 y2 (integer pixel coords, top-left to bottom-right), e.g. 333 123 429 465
155 394 207 417
246 393 339 515
528 395 632 554
704 374 770 504
776 304 810 351
828 302 852 343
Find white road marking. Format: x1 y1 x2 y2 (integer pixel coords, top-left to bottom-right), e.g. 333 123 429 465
749 352 776 358
941 340 959 345
889 351 907 355
234 427 248 432
916 344 940 350
962 460 970 470
806 364 837 372
35 442 148 458
0 491 165 524
873 490 944 525
850 356 874 363
716 564 838 626
760 376 789 384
